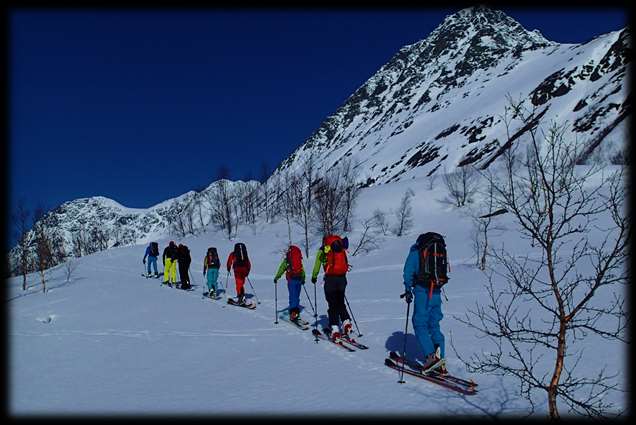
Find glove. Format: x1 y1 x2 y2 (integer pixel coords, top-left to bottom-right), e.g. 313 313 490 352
401 288 413 304
274 278 278 284
311 276 317 284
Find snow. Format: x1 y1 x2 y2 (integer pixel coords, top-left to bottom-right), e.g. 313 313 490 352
8 174 626 416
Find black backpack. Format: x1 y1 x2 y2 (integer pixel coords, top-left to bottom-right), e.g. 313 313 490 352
233 243 249 267
415 232 449 289
206 247 220 269
150 242 159 257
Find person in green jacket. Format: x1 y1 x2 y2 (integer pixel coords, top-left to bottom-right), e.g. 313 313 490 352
311 235 352 342
274 245 306 322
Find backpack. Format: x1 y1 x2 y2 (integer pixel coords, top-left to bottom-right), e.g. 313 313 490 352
150 242 159 257
233 243 249 267
323 235 349 276
286 245 303 278
206 247 220 269
415 232 449 291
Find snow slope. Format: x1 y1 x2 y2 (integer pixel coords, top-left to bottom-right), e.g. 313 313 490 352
8 174 626 416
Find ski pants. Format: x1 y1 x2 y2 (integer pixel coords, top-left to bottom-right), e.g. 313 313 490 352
234 272 246 297
164 258 178 283
147 256 158 275
206 268 219 292
179 262 190 286
412 286 445 358
287 277 302 314
323 275 351 327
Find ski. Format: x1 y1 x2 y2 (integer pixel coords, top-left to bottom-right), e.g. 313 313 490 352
388 351 478 388
277 314 310 330
202 292 222 301
311 329 355 352
227 298 256 309
321 327 367 350
384 358 477 395
341 334 369 350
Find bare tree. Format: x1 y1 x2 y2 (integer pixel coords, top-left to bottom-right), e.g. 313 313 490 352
313 173 345 236
64 258 78 283
468 168 508 271
339 159 362 232
442 165 479 207
456 117 629 419
394 188 414 237
351 216 382 256
372 208 389 236
12 201 33 290
292 152 317 256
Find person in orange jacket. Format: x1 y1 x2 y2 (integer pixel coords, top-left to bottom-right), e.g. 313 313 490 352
226 242 251 305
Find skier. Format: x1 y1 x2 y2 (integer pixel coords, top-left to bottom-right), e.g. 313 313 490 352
203 247 221 297
226 243 251 305
177 243 192 289
311 234 353 342
274 245 306 323
402 232 449 374
142 242 160 278
162 241 179 286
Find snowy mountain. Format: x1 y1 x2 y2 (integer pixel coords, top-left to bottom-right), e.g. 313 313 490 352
272 6 629 185
8 180 258 272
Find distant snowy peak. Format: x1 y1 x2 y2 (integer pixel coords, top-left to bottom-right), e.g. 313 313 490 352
272 7 628 186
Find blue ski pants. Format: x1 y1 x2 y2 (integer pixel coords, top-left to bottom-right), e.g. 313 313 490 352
412 286 445 358
206 268 219 292
287 278 302 313
147 256 158 274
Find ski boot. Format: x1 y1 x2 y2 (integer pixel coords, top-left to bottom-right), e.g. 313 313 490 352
290 309 299 323
342 319 353 336
421 349 443 373
330 325 342 343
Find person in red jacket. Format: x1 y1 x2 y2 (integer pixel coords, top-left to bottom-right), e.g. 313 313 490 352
226 243 251 305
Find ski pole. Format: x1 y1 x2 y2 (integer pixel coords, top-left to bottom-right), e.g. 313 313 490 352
274 280 278 324
225 271 230 300
313 278 319 342
398 292 412 384
343 293 363 337
246 276 260 304
302 283 316 316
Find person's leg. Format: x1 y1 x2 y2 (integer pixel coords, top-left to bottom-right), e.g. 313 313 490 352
288 278 301 318
335 276 351 323
412 285 435 358
170 261 178 283
428 292 445 358
163 259 171 283
235 274 245 300
323 276 340 327
211 269 219 293
150 257 158 274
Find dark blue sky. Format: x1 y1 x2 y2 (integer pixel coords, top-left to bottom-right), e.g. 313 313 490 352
9 8 627 221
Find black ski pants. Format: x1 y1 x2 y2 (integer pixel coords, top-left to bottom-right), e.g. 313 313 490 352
324 275 351 327
179 262 191 286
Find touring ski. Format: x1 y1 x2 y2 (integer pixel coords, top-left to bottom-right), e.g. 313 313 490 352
278 314 310 330
202 291 222 301
311 329 355 352
227 298 256 309
388 351 477 388
384 358 477 395
341 334 369 350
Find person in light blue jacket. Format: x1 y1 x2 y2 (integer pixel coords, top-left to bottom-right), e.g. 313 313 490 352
402 232 448 373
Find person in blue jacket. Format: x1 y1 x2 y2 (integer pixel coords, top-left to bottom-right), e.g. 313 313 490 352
143 242 160 278
402 232 448 374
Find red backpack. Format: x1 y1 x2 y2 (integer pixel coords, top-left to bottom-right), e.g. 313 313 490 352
286 245 303 278
323 235 348 276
